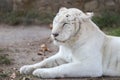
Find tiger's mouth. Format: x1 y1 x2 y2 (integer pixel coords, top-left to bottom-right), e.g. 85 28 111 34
54 37 69 43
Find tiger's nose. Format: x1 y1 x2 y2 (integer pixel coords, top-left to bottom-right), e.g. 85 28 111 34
52 33 59 37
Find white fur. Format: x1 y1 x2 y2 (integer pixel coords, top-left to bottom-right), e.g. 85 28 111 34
20 8 120 78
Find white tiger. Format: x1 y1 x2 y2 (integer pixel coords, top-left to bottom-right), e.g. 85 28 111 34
20 7 120 78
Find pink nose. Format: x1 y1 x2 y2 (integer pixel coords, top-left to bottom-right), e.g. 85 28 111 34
52 33 59 37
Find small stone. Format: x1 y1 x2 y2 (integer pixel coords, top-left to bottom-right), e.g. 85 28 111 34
37 51 43 55
49 24 53 29
22 77 30 80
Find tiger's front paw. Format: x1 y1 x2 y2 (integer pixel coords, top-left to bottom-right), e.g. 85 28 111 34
33 69 56 78
20 65 35 74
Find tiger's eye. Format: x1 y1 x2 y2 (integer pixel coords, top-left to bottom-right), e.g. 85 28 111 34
66 14 70 17
66 15 69 17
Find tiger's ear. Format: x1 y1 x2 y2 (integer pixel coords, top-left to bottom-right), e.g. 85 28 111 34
59 7 67 12
80 12 94 22
85 12 94 19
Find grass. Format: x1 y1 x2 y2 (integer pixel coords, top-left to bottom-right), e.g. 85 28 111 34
0 10 55 25
92 10 120 36
0 48 11 65
0 73 8 78
0 49 11 78
103 27 120 36
0 48 4 52
92 11 120 29
0 54 11 65
0 9 120 28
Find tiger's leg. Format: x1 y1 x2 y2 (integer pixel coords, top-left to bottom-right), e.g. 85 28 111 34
20 52 71 74
33 62 102 78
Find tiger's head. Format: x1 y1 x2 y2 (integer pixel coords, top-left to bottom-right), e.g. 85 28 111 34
51 7 94 45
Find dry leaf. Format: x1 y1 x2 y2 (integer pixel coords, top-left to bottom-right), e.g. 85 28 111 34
40 44 49 52
37 44 51 56
40 44 46 48
10 72 16 79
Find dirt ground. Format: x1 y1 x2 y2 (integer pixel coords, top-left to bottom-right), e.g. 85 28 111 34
0 25 120 80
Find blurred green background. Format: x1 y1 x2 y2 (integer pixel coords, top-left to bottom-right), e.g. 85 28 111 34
0 0 120 36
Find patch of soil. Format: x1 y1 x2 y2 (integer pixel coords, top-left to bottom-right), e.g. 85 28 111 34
0 24 119 80
0 25 58 80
